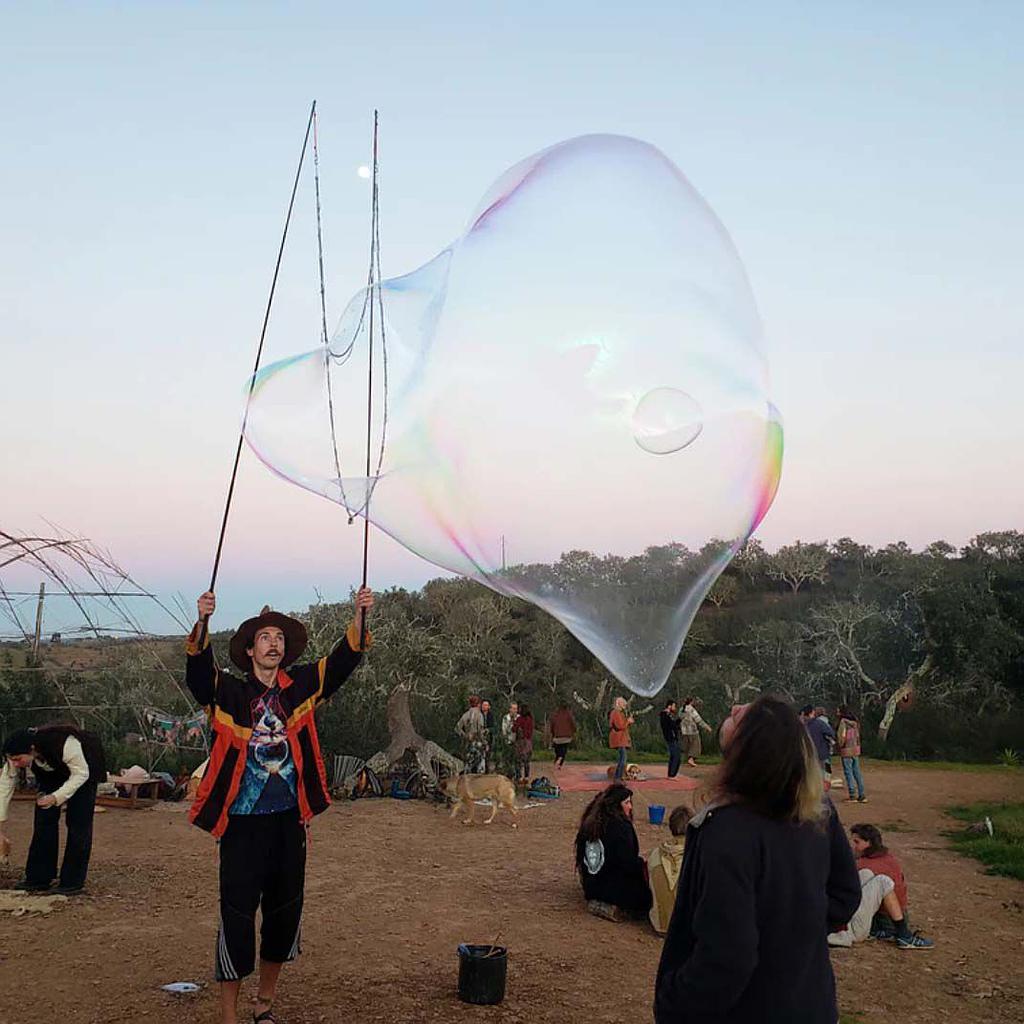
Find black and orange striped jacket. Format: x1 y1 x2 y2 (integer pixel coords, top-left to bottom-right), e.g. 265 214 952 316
184 621 367 838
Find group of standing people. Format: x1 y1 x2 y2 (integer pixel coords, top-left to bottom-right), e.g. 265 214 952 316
609 695 716 781
658 697 713 776
801 704 869 802
456 697 579 783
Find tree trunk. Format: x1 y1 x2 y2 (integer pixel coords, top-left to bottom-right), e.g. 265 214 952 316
383 685 425 763
365 683 464 785
878 655 933 741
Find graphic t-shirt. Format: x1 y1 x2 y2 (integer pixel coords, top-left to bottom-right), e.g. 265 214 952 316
229 685 298 815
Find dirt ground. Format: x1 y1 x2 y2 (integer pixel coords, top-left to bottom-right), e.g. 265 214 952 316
0 762 1021 1024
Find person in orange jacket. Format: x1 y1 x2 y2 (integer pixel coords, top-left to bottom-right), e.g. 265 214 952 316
608 696 634 781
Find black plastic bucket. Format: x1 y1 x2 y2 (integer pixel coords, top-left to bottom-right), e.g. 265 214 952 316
457 943 507 1005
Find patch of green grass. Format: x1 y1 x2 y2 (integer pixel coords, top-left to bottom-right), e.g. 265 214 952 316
945 802 1024 881
876 819 916 833
865 758 1021 774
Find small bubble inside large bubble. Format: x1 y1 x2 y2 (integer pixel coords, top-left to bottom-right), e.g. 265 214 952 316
632 387 703 454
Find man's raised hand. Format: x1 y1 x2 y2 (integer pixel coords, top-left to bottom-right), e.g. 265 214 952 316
354 586 374 628
197 591 216 621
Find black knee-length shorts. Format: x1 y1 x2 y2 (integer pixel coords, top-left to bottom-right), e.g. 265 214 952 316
215 808 306 981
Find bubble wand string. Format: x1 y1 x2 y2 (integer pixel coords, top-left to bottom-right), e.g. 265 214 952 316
313 106 360 518
199 101 317 648
359 110 384 648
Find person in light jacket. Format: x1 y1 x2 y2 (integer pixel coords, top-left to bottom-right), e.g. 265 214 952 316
679 697 712 768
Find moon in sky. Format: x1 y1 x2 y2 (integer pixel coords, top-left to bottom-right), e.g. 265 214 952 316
357 165 371 179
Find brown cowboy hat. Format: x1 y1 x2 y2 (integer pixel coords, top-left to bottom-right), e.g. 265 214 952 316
229 606 308 672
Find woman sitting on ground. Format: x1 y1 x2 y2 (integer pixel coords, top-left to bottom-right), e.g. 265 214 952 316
655 696 861 1024
647 804 692 935
575 784 652 921
840 823 933 949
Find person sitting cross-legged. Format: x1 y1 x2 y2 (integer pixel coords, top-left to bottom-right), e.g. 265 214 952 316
828 823 933 950
647 803 692 934
575 784 652 922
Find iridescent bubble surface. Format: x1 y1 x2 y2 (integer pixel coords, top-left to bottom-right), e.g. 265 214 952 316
245 134 783 696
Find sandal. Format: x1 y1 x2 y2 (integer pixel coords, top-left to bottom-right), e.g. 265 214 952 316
253 1003 278 1024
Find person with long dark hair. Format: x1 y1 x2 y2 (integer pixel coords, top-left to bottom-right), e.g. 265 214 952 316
575 783 652 921
0 723 106 894
655 696 861 1024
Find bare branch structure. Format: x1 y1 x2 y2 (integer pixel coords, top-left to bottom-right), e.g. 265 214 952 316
0 527 201 766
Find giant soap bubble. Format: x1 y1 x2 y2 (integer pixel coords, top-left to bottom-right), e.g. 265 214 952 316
245 135 783 696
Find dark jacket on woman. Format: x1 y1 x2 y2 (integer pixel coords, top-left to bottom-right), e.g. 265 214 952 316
575 814 652 915
655 801 860 1024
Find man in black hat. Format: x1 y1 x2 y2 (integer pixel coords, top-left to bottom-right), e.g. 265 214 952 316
186 586 373 1024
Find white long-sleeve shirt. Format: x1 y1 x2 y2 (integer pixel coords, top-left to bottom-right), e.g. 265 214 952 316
0 737 90 822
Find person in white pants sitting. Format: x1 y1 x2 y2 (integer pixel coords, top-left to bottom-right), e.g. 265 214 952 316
827 868 901 946
828 823 933 950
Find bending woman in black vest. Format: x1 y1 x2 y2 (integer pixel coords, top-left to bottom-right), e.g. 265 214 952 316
0 724 106 894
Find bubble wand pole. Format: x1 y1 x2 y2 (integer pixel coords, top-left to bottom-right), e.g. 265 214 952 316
199 101 317 648
359 110 381 649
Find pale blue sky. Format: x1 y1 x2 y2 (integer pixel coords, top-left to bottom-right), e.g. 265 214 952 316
2 2 1021 632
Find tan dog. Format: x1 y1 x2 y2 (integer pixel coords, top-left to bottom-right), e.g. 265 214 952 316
0 834 10 869
605 763 647 781
442 773 518 827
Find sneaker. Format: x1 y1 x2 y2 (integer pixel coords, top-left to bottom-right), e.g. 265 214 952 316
896 931 934 950
586 900 622 922
857 796 869 803
13 879 50 893
53 885 84 896
870 925 896 941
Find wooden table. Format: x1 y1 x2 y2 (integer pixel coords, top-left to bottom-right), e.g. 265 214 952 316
14 778 162 810
100 776 162 809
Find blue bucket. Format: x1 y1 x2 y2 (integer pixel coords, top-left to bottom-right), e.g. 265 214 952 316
648 804 666 825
